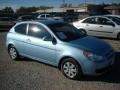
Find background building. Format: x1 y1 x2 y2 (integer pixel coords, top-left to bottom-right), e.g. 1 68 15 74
104 5 120 14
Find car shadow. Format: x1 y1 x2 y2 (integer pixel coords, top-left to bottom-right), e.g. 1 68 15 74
78 52 120 83
17 56 58 68
17 52 120 83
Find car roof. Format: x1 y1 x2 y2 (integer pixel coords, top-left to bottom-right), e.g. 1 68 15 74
82 15 113 20
17 20 63 26
104 14 120 17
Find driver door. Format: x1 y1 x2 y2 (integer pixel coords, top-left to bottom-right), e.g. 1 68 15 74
25 23 57 64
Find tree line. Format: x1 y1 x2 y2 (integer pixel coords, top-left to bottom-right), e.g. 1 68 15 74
0 6 53 14
0 3 120 14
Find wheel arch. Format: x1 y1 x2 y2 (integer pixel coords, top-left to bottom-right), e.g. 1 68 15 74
7 43 15 51
58 56 81 70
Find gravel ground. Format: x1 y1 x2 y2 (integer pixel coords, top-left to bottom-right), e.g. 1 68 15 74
0 32 120 90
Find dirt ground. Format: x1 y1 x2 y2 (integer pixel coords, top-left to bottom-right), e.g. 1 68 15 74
0 32 120 90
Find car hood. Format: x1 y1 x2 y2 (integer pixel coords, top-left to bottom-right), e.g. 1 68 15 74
68 36 112 55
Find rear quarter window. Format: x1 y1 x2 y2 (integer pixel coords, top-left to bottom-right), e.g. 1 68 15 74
15 24 27 35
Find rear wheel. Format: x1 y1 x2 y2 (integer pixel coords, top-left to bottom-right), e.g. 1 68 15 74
8 45 19 60
117 33 120 40
61 58 82 79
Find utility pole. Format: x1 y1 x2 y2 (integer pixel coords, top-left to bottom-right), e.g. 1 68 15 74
85 0 87 12
63 0 65 12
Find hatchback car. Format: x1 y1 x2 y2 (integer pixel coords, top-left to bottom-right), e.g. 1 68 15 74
37 14 64 22
6 20 115 79
72 16 120 40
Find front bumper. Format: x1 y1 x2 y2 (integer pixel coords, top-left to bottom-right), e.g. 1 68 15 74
81 53 115 75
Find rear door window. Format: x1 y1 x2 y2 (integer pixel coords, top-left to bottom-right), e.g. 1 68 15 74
97 17 114 26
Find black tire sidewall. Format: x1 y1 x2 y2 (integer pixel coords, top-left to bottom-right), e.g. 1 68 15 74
61 58 82 79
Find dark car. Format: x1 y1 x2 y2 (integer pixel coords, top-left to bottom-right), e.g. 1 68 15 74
0 17 16 29
63 13 79 22
17 15 36 21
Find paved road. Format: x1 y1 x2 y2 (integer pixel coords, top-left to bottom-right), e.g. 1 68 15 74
0 32 120 90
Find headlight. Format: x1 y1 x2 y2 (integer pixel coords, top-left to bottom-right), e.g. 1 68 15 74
83 50 103 62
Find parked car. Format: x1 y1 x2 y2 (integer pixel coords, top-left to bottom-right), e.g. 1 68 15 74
51 13 64 21
37 14 64 22
72 16 120 40
6 20 115 79
17 15 35 21
63 13 79 22
0 17 16 28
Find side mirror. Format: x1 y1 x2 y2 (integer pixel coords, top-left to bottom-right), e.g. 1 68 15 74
111 23 115 27
108 23 115 27
107 21 115 27
43 35 57 44
52 37 57 45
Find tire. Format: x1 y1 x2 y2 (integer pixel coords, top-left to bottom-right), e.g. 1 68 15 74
61 58 82 79
8 45 19 60
117 33 120 40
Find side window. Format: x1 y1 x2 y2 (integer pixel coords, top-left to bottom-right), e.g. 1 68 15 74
41 15 45 18
46 14 52 18
97 17 113 26
82 17 97 24
28 24 51 39
15 24 27 34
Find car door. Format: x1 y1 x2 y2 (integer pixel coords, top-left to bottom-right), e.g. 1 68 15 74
13 23 28 55
25 23 57 64
81 17 100 36
96 17 115 37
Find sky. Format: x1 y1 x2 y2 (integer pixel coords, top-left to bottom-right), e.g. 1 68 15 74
0 0 120 10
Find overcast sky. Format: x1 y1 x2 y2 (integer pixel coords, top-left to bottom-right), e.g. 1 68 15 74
0 0 120 10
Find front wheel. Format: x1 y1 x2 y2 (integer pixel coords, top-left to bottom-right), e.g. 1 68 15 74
61 58 82 79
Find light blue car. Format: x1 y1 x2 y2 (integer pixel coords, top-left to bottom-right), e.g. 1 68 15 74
6 20 115 79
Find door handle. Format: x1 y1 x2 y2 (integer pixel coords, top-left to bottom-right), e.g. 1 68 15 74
100 26 103 27
26 39 31 42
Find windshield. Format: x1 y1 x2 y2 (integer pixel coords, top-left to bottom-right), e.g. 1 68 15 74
106 16 120 25
48 23 85 42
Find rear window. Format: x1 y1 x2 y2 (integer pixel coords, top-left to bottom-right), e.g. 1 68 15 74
15 24 27 35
